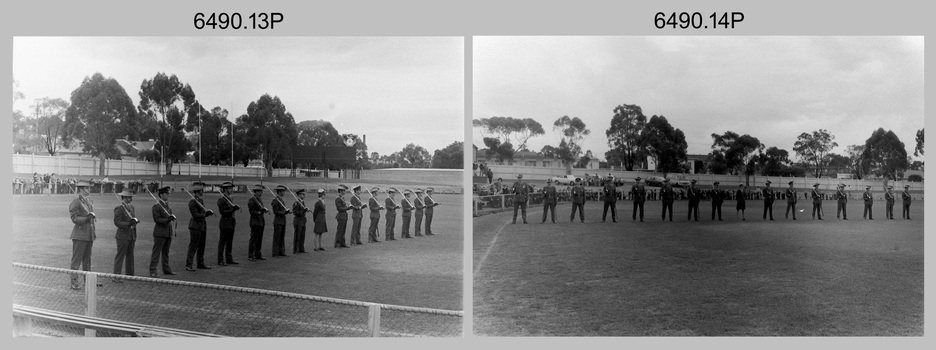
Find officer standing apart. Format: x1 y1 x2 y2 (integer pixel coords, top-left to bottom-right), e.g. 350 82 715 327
186 183 214 271
368 187 384 243
602 175 618 223
884 185 896 219
385 188 401 240
511 174 530 224
349 185 366 245
710 182 723 221
736 183 747 221
785 181 797 220
414 188 426 236
291 189 310 253
686 179 700 221
660 179 674 221
112 190 139 282
334 184 351 248
901 185 912 219
271 185 291 257
312 189 328 251
762 181 775 221
400 189 414 238
570 178 586 223
68 181 98 289
541 179 558 223
862 185 874 220
424 187 440 235
631 177 646 222
247 185 268 261
811 183 824 220
150 186 177 277
217 182 240 266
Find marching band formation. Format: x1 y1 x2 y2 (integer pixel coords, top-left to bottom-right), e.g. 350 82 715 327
66 181 443 288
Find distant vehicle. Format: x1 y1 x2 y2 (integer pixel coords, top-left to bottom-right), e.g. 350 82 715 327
672 180 692 188
643 176 666 187
550 174 581 185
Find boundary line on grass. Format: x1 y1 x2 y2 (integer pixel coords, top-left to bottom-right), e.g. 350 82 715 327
473 207 545 276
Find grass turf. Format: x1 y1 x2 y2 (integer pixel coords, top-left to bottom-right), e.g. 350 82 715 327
473 199 923 336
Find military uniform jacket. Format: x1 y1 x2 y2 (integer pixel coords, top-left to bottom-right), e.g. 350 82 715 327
188 198 209 231
711 189 724 205
385 197 400 216
248 195 266 227
836 189 848 203
863 190 873 204
401 198 414 217
69 196 96 241
424 195 438 214
542 185 558 204
786 188 797 203
902 190 912 204
414 197 425 214
271 196 289 226
762 188 775 203
661 184 674 203
631 184 646 203
350 195 365 219
735 189 746 203
602 184 618 203
113 203 136 241
152 200 173 238
335 196 349 220
571 185 586 204
884 190 895 203
811 189 822 204
313 199 327 232
686 186 699 202
218 195 237 229
368 197 382 219
292 200 308 227
512 181 530 203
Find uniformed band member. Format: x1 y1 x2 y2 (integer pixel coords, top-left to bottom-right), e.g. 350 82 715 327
334 184 351 248
862 185 874 220
150 186 177 277
762 181 775 221
785 181 797 220
401 189 415 237
511 174 530 224
686 180 700 221
292 188 310 253
835 184 848 220
247 184 268 261
541 179 558 223
660 178 674 221
186 183 214 271
217 182 239 266
350 185 367 245
811 183 823 220
414 188 426 236
884 185 895 220
902 185 912 219
710 182 723 221
385 188 401 240
424 187 440 235
112 190 138 282
570 178 586 223
69 181 98 289
602 175 618 223
271 185 291 257
312 189 328 250
368 187 384 242
631 177 646 222
736 183 747 221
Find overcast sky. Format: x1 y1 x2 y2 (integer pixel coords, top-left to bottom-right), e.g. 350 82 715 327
474 36 924 162
12 37 464 157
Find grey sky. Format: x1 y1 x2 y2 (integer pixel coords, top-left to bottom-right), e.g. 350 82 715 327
474 36 924 162
13 37 464 157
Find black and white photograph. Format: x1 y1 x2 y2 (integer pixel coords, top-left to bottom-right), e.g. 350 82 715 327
472 36 924 336
11 36 465 337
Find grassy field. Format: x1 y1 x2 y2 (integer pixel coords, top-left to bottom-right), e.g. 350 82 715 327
473 199 923 336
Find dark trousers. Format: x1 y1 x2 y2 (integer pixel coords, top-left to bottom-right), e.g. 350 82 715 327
425 210 435 235
351 217 363 243
401 215 412 237
688 201 699 221
512 201 527 223
542 203 556 222
837 201 847 219
863 204 873 219
711 203 722 220
272 224 287 256
903 203 911 219
385 214 397 239
113 239 135 276
763 201 774 220
218 227 234 263
71 240 93 288
150 236 173 274
886 201 895 219
785 202 797 219
414 212 424 236
368 215 380 242
249 225 264 259
662 201 673 221
812 203 823 219
335 219 348 246
602 201 616 221
293 224 306 253
632 201 644 220
186 229 207 267
570 202 584 222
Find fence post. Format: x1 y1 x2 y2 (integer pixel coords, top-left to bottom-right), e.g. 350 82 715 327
368 304 381 337
85 273 98 337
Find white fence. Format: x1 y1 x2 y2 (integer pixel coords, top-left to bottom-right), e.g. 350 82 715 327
12 154 301 178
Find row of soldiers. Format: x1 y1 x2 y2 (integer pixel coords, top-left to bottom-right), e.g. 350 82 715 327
66 180 441 289
509 175 915 224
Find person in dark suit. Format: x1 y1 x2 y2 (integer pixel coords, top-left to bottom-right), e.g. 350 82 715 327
710 182 723 221
312 189 328 250
570 178 586 223
785 181 798 220
186 183 214 271
414 189 426 236
334 184 351 248
631 177 646 222
384 188 401 240
270 185 291 257
541 179 558 223
401 189 415 237
216 181 240 266
602 175 618 223
862 185 874 220
149 186 177 277
349 185 366 245
901 185 912 219
835 184 848 220
247 184 268 261
660 179 675 221
69 181 98 289
511 174 530 224
884 185 896 219
367 187 384 242
811 183 824 220
735 183 747 221
686 180 700 221
112 190 138 282
762 181 775 221
291 188 310 253
424 187 440 235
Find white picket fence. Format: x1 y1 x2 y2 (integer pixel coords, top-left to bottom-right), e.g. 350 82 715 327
12 154 294 177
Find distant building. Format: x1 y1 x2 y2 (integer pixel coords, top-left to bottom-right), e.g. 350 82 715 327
114 139 156 160
475 148 599 169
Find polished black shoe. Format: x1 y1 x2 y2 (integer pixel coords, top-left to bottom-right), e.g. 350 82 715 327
163 271 177 275
340 245 350 248
197 265 212 270
150 273 159 278
255 257 267 260
217 262 228 266
185 266 196 271
226 261 239 265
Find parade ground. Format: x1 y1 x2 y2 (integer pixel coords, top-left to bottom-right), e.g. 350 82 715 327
473 199 923 336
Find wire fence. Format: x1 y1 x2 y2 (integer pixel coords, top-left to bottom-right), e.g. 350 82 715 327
12 263 463 337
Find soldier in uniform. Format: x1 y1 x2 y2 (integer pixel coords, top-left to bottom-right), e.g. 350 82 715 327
686 179 700 221
762 181 775 221
660 178 675 221
835 184 848 220
385 188 401 240
736 183 747 221
602 175 618 223
414 188 426 236
186 183 214 271
424 187 440 235
217 182 240 266
312 189 328 251
270 185 291 257
631 177 646 222
511 174 530 224
710 182 723 221
69 181 98 289
349 185 367 245
291 188 310 253
570 178 586 223
247 184 268 260
112 190 139 282
334 184 351 248
541 179 558 223
368 187 384 242
150 186 177 277
862 185 874 220
902 184 912 219
401 189 415 238
811 183 824 220
884 185 896 219
785 181 798 220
